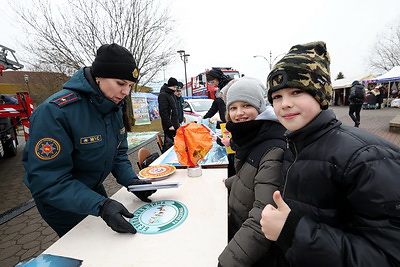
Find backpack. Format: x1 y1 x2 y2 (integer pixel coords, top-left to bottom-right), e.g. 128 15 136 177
353 86 365 103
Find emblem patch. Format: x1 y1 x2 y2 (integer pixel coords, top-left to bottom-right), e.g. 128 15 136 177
132 68 139 79
80 135 102 144
35 138 61 160
130 200 188 234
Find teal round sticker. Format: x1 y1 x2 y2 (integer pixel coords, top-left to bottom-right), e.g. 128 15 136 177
130 200 188 234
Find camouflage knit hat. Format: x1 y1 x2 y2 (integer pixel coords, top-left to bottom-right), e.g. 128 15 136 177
266 41 332 110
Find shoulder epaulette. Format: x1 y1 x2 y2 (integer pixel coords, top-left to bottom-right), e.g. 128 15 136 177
50 92 81 107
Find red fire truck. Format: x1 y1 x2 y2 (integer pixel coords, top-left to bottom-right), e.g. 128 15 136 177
0 45 34 157
185 67 240 99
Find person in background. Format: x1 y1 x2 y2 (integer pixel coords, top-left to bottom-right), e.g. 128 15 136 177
205 69 237 177
22 43 156 237
376 85 385 109
367 87 378 109
218 77 286 266
174 82 185 125
261 41 400 266
204 69 233 125
0 94 18 104
348 80 365 127
158 77 180 151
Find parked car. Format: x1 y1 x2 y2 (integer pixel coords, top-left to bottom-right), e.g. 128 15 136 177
183 98 220 124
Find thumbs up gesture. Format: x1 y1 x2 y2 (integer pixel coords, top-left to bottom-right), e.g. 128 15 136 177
260 190 291 241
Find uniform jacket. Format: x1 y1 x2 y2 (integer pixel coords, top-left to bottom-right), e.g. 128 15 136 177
219 106 286 266
276 109 400 266
176 95 184 123
23 68 137 217
158 84 180 130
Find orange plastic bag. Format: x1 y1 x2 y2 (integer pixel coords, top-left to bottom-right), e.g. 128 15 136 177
174 123 213 167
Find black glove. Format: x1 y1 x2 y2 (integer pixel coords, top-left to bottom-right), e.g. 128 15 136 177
99 198 136 234
129 179 157 203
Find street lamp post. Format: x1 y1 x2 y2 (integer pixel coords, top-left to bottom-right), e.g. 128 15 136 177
177 50 190 96
253 51 285 70
23 74 31 94
161 61 167 81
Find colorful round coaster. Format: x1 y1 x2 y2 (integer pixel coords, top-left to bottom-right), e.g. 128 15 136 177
130 200 188 234
138 165 176 181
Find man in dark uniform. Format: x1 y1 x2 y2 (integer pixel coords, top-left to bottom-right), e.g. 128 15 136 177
158 77 180 152
174 85 185 125
23 44 156 237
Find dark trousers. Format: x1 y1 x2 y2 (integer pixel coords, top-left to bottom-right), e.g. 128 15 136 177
227 153 236 177
162 129 176 153
35 184 108 237
163 129 176 142
349 104 362 124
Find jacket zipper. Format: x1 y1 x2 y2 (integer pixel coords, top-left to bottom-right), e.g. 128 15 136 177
282 137 298 198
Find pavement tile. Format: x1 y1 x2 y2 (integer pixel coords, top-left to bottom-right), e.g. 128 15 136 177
3 223 26 235
22 240 40 250
0 244 22 261
0 232 18 244
0 238 17 249
17 231 41 245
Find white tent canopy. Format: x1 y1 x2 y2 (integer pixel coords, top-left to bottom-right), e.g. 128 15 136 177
333 74 376 89
363 66 400 83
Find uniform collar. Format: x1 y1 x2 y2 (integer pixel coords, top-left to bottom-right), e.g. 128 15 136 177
84 67 122 115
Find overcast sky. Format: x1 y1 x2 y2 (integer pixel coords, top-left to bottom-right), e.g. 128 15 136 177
1 0 399 84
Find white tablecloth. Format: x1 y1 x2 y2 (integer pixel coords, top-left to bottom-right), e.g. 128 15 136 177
43 168 228 267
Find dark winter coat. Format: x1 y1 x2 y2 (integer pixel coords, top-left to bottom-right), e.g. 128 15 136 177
158 84 180 130
218 75 233 90
203 97 226 123
348 81 365 105
376 87 385 104
176 95 184 123
367 91 377 105
276 109 400 266
219 107 286 266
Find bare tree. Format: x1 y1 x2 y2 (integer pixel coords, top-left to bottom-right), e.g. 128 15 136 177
368 19 400 72
10 0 178 87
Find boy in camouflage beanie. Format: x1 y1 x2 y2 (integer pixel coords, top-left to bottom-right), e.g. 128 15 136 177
260 41 400 266
267 41 332 110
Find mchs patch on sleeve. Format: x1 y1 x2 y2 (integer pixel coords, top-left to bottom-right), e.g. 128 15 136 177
35 138 61 160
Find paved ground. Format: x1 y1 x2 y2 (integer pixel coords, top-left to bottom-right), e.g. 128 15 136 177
0 106 399 267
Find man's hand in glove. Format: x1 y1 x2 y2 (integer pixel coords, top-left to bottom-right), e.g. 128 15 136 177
129 179 157 203
99 198 136 234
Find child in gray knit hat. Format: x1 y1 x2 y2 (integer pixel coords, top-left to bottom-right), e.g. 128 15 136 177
225 77 267 115
218 77 286 266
